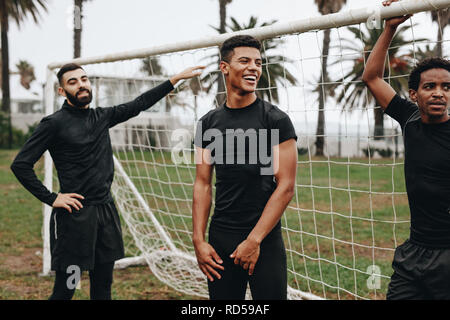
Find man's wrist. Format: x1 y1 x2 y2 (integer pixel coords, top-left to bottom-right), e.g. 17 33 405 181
192 235 205 245
169 75 180 86
246 234 262 246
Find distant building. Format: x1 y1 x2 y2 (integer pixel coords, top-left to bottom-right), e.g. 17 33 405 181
3 73 44 132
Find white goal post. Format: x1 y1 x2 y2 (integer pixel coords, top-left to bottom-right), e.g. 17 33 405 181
42 0 450 300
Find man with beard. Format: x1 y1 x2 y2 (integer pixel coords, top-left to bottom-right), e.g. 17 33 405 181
11 62 204 300
362 0 450 299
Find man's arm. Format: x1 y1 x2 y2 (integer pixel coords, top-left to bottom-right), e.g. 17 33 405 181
230 138 297 275
108 66 205 127
361 0 411 110
10 118 84 212
192 147 224 281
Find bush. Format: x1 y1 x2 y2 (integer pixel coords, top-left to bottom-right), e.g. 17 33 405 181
0 111 38 149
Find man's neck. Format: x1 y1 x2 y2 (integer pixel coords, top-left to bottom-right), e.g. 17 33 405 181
225 91 257 109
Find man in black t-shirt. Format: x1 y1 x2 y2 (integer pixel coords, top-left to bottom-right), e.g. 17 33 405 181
362 0 450 299
192 35 298 300
11 62 204 300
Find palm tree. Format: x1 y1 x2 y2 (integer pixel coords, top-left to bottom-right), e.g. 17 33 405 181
73 0 92 58
430 9 450 57
0 0 48 148
215 0 233 107
202 16 297 105
314 0 347 156
16 60 35 90
140 57 165 77
332 24 421 140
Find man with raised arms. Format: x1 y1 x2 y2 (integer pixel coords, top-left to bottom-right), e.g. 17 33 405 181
362 0 450 299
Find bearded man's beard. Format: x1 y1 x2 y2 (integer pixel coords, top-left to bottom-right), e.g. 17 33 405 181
65 88 92 108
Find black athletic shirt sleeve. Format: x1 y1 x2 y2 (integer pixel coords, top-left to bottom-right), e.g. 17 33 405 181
107 79 174 127
11 79 174 207
269 111 297 144
384 94 419 129
10 116 58 206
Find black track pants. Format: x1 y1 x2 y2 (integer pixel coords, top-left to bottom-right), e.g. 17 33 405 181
207 225 287 300
48 261 115 300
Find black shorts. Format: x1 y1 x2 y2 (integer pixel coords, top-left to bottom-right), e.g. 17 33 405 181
49 201 125 271
207 224 287 300
387 239 450 300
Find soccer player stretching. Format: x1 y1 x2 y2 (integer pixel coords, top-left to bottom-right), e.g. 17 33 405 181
362 0 450 299
11 63 204 300
192 35 298 300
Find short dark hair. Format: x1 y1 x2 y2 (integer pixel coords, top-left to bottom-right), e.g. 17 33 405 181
220 35 261 62
408 57 450 90
57 63 84 85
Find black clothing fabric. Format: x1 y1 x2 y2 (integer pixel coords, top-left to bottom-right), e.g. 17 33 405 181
194 98 297 231
207 225 287 300
10 80 174 206
387 240 450 299
49 261 115 300
49 202 124 271
384 94 450 248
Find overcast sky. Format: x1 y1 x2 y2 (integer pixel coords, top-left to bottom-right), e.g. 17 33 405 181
10 0 439 83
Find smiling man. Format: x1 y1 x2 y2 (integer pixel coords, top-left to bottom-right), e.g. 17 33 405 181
10 62 204 300
362 0 450 300
192 35 298 300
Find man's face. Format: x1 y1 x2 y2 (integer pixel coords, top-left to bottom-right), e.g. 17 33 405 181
409 68 450 123
58 68 92 108
221 46 262 95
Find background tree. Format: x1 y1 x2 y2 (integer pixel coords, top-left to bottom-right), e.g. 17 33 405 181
16 60 35 90
430 8 450 57
73 0 92 58
314 0 347 156
0 0 48 149
215 0 232 106
332 24 423 140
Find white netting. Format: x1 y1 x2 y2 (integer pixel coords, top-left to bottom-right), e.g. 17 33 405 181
44 0 450 299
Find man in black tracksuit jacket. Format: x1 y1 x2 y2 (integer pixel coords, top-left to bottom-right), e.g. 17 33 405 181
11 62 204 300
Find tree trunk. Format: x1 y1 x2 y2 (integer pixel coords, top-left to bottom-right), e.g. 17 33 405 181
0 0 12 148
315 29 331 156
373 107 384 140
74 0 83 58
215 0 228 107
436 22 443 57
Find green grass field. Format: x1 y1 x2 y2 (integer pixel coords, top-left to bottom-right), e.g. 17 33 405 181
0 148 410 300
113 149 410 300
0 149 198 300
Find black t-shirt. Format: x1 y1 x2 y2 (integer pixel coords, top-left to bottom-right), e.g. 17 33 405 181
385 94 450 248
194 98 297 231
11 80 174 206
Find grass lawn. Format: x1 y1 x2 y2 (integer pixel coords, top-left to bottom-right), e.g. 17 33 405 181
0 149 199 300
0 148 410 300
113 149 410 300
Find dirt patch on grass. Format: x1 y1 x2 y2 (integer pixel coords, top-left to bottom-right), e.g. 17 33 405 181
0 247 201 300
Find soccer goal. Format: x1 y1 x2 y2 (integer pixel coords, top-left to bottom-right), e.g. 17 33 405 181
42 0 450 299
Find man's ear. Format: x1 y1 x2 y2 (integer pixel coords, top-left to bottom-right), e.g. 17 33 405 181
58 86 66 98
409 89 417 103
219 61 229 76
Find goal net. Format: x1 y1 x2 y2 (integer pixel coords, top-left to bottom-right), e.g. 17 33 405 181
42 0 450 300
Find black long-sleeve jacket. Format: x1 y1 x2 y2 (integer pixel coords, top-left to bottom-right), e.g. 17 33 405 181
11 80 174 206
